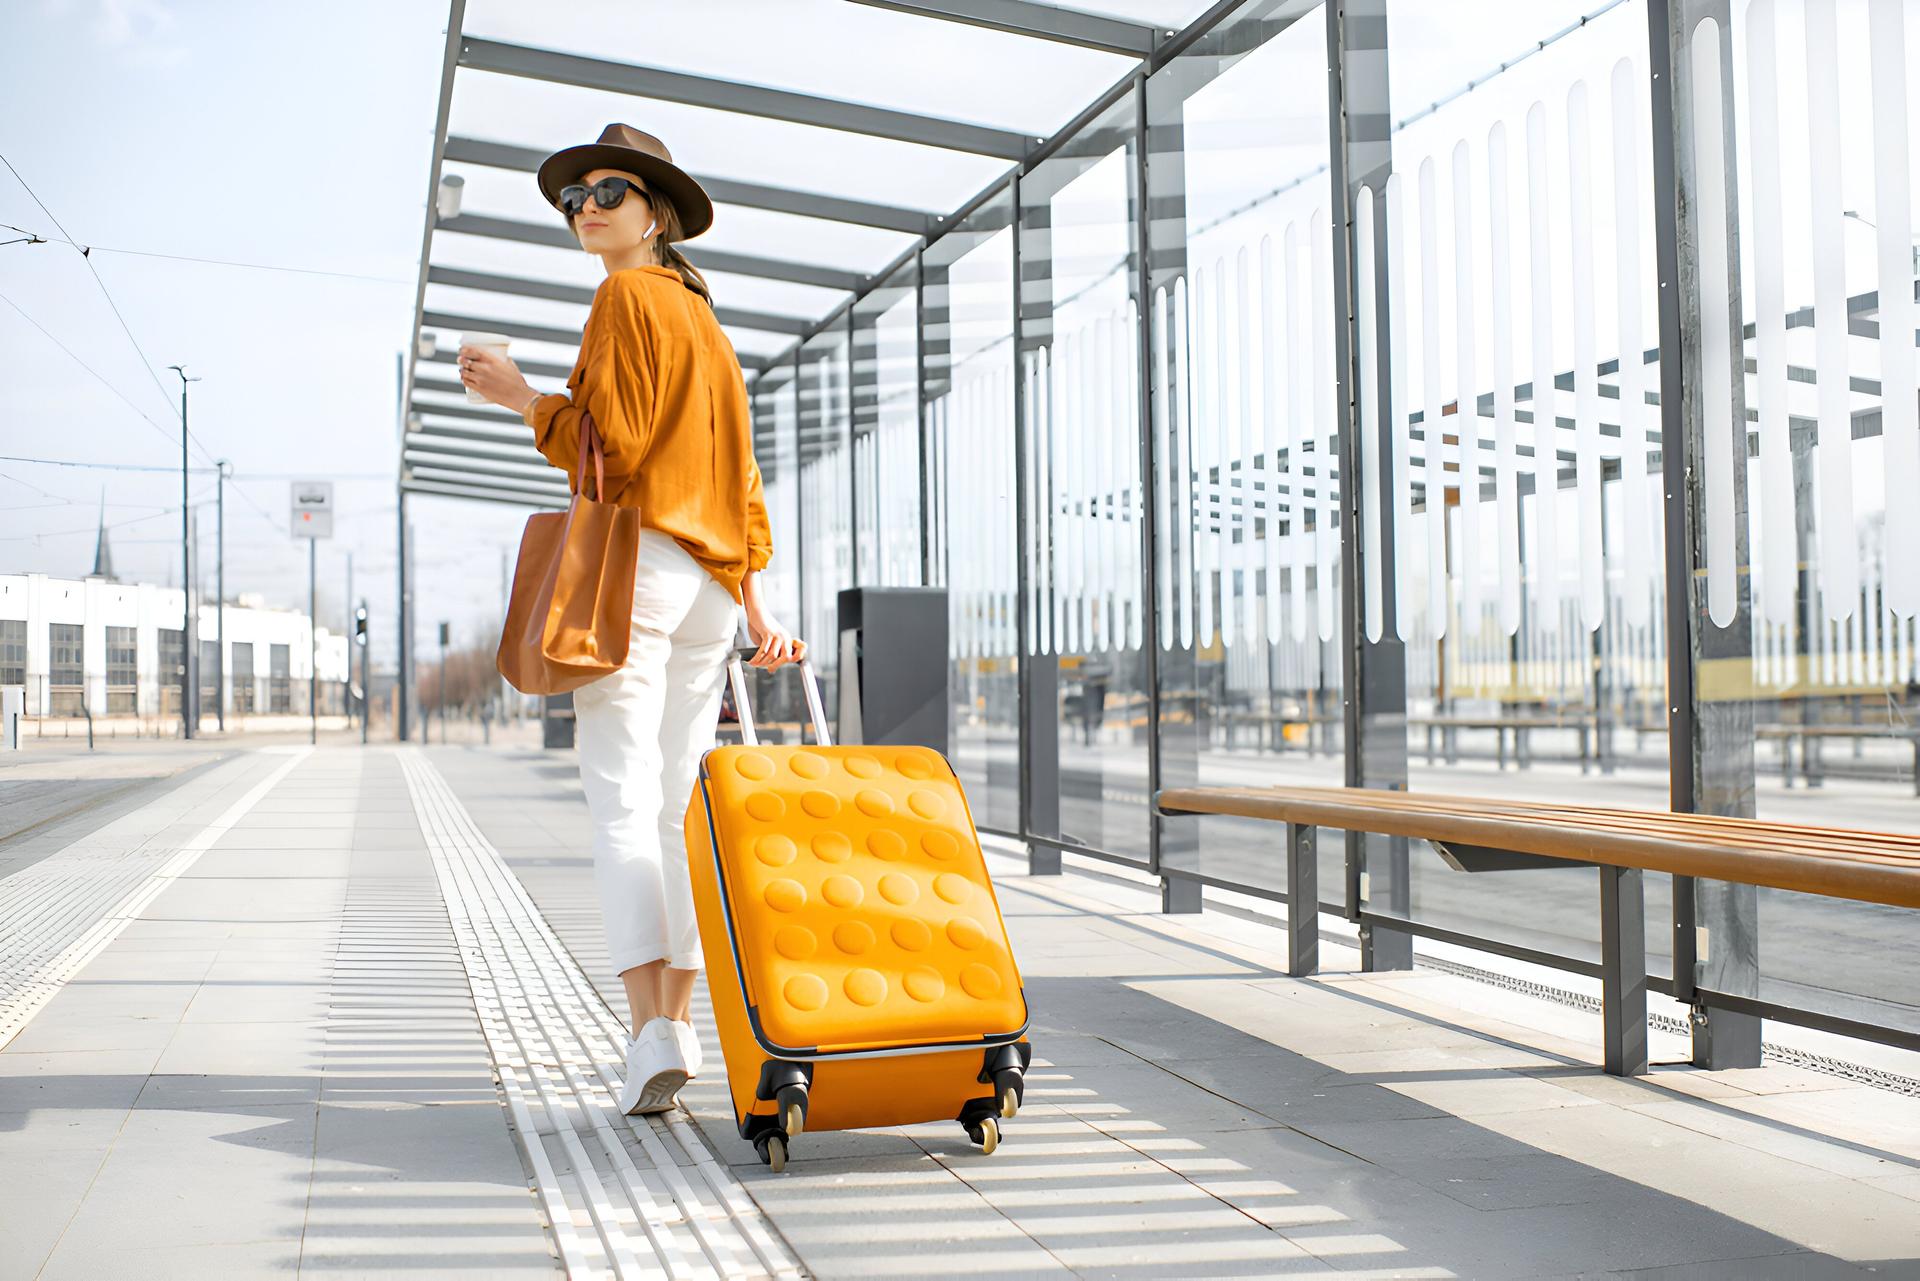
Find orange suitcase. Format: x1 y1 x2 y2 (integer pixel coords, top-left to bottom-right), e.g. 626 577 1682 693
686 649 1031 1171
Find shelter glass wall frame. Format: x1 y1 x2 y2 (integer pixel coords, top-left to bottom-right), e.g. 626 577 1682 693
798 323 855 738
738 0 1920 1053
1015 91 1153 869
923 182 1021 835
852 260 925 589
1145 0 1348 903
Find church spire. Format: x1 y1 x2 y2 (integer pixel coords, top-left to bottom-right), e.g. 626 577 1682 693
91 490 115 581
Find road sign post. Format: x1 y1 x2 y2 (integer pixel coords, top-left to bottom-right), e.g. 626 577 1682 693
292 482 333 746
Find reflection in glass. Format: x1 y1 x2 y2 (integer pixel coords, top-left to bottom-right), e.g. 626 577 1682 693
798 325 853 734
1021 94 1150 864
925 185 1020 832
1148 0 1342 894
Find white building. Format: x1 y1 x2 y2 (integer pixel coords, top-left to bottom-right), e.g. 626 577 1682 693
0 572 350 723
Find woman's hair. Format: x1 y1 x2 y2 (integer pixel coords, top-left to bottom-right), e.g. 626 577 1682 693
650 196 713 308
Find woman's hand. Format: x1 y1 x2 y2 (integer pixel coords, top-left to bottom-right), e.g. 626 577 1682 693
459 344 538 414
745 608 804 671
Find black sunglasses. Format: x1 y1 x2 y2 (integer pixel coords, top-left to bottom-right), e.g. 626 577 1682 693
559 177 652 218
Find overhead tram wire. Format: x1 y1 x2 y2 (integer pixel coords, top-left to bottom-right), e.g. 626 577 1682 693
0 151 219 469
1 223 414 286
0 289 195 458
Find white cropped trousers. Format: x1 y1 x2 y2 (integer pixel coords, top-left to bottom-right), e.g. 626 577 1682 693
573 527 738 974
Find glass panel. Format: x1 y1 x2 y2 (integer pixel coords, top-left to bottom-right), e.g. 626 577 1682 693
446 71 1013 236
1148 0 1341 893
799 323 854 735
1723 0 1920 1022
460 0 1135 138
1030 0 1225 26
1021 91 1150 865
925 183 1021 833
1382 0 1668 969
852 259 923 586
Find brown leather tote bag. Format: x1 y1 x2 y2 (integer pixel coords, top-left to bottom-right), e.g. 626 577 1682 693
496 412 642 694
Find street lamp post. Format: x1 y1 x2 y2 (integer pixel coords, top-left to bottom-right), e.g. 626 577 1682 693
167 364 201 738
216 459 230 732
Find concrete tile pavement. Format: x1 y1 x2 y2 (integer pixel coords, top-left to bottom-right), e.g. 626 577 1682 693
2 740 1918 1278
434 744 1920 1279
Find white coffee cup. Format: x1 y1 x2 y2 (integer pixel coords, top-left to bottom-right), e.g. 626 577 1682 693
459 331 511 404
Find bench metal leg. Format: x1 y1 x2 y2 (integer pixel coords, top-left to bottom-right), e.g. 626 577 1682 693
1028 840 1061 877
1286 821 1318 977
1161 874 1202 914
1599 864 1649 1076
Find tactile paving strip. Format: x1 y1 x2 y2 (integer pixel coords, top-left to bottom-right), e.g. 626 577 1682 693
0 748 310 1051
400 749 805 1281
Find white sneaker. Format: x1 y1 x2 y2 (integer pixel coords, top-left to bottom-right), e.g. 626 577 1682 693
617 1017 687 1115
672 1018 703 1079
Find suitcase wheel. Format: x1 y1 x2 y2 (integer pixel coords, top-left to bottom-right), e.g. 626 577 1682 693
992 1067 1023 1120
776 1083 809 1138
965 1115 1001 1155
756 1131 789 1173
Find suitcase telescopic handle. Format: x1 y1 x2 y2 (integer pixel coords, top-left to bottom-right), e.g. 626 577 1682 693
724 643 833 748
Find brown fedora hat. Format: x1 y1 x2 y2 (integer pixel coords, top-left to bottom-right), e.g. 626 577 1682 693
536 123 714 239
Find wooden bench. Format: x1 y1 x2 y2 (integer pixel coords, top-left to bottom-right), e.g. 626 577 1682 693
1155 784 1920 1075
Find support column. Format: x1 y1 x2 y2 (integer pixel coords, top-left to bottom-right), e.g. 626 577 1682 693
397 489 412 744
1012 173 1064 878
1142 70 1202 914
1329 0 1412 968
1649 0 1762 1068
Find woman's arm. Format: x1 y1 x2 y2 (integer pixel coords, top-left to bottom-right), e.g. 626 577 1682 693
461 273 659 484
741 570 802 670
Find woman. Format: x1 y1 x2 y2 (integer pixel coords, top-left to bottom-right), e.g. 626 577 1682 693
459 123 803 1116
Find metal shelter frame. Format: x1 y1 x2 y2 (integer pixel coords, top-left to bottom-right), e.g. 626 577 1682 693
394 0 1920 1068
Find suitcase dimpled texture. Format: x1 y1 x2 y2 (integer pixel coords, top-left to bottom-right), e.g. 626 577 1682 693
686 653 1030 1171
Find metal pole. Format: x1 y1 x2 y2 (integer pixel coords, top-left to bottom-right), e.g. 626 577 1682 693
359 599 370 745
170 366 196 739
309 537 318 747
397 490 411 742
216 460 227 731
346 550 354 731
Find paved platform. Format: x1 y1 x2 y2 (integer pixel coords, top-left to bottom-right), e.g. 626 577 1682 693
3 742 1919 1278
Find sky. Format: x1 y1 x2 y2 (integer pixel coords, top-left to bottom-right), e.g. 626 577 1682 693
0 0 486 670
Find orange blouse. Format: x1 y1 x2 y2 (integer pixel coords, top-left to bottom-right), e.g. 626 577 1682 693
524 264 771 605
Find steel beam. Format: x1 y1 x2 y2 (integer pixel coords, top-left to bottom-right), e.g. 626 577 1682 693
410 398 526 427
442 138 939 234
409 421 535 450
843 0 1157 57
434 214 871 293
405 456 570 491
401 477 568 510
402 467 569 503
458 37 1034 159
422 347 576 381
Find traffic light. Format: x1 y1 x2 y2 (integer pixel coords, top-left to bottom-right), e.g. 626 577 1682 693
354 605 368 647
